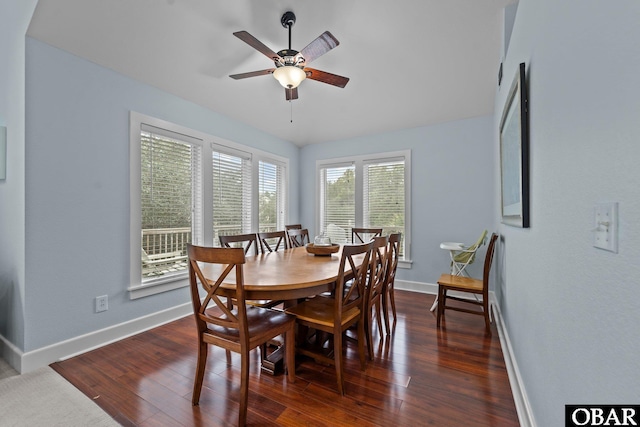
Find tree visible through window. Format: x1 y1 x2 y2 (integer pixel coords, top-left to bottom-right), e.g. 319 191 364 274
320 164 355 244
318 152 410 260
259 160 286 233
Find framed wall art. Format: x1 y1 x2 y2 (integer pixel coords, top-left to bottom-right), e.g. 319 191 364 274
499 62 529 228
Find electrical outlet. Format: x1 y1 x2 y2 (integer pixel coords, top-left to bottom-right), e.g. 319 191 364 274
96 295 108 313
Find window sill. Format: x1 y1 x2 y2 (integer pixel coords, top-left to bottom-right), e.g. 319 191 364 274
399 259 412 269
128 273 188 299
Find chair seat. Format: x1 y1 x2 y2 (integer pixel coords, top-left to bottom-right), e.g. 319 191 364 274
437 274 483 293
202 306 294 343
285 297 361 329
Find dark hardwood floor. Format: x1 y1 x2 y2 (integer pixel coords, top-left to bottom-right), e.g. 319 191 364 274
51 291 519 426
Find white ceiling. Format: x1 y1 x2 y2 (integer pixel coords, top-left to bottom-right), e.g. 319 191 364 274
27 0 512 146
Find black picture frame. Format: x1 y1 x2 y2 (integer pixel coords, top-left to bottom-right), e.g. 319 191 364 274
499 62 530 228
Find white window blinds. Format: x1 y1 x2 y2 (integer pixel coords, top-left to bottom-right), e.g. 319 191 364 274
319 163 355 244
259 160 286 232
140 124 201 280
363 158 405 254
212 146 252 245
317 151 410 262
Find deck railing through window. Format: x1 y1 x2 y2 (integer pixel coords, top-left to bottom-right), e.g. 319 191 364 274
141 227 191 278
141 224 281 279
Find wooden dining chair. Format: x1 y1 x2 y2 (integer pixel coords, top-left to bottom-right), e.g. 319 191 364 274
287 228 310 247
436 233 498 334
219 233 259 256
383 233 401 335
284 224 302 247
186 244 296 426
364 236 389 359
285 241 373 395
351 227 383 243
257 230 288 253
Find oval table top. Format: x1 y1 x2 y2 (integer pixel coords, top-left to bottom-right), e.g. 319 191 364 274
200 245 355 301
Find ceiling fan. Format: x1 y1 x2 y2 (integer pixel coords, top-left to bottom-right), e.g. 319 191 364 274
229 11 349 101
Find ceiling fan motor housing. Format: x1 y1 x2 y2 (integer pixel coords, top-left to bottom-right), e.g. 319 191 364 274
276 49 303 67
281 11 296 28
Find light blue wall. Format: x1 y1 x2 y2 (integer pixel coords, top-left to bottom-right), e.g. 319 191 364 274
24 38 299 352
497 1 640 425
0 0 38 354
300 117 497 286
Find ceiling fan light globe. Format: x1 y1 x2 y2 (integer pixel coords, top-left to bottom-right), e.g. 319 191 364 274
273 66 306 89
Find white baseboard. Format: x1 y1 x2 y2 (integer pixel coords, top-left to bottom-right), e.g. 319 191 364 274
0 334 23 373
2 302 192 374
397 279 535 426
394 279 437 294
491 295 537 427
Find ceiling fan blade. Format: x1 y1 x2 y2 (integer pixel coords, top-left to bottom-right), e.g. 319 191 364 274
285 87 299 101
304 68 349 88
297 31 339 65
233 31 280 61
229 69 274 80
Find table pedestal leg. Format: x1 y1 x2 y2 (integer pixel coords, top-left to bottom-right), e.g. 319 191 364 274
261 343 285 375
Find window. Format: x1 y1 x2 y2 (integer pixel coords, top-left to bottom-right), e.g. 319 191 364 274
139 124 202 281
319 163 355 244
212 146 252 242
363 158 405 241
317 151 411 264
130 112 289 298
259 160 286 233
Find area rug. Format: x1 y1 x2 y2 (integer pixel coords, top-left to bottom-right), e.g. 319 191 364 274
0 366 120 426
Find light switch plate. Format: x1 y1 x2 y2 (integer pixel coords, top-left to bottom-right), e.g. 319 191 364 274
593 202 618 253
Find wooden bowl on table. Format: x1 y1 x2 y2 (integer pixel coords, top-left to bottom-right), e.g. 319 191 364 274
305 243 340 256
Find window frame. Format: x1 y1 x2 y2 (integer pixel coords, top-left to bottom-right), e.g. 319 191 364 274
129 112 289 299
316 150 412 268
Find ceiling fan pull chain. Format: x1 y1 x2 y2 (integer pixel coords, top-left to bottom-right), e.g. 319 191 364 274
290 100 293 123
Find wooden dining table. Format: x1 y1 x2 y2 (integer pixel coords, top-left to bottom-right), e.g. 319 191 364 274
198 244 364 375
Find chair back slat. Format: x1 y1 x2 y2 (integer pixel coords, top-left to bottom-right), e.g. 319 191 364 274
482 233 499 296
287 228 310 247
351 227 383 244
369 236 390 300
386 233 401 286
219 233 259 256
258 230 288 253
